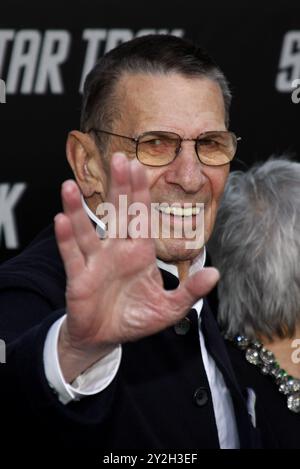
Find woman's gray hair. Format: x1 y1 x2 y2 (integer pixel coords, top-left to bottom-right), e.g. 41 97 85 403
209 157 300 341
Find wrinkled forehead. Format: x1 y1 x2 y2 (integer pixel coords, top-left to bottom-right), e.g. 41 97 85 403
113 72 226 136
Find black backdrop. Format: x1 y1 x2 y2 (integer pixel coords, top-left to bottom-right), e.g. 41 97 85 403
1 0 300 262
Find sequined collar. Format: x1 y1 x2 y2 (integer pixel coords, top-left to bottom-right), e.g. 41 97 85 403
230 335 300 413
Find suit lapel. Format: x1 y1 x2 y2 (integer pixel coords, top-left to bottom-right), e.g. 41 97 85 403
201 299 261 448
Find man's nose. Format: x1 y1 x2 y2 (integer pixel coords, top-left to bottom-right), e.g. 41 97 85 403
165 140 207 193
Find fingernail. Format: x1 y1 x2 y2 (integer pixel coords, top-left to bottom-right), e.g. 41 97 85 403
112 152 127 169
207 267 220 282
62 180 75 193
54 213 62 224
130 158 140 169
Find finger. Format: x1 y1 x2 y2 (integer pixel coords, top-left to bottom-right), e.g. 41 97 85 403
169 267 220 320
128 159 152 239
54 213 85 279
130 159 151 206
61 180 101 258
106 153 132 239
107 153 131 204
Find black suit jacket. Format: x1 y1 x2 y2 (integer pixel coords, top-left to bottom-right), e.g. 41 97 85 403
0 226 260 456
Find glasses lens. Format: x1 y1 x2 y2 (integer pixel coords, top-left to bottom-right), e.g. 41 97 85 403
196 131 237 166
137 132 179 166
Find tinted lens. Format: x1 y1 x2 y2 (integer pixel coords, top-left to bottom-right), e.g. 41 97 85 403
196 131 237 166
137 132 179 166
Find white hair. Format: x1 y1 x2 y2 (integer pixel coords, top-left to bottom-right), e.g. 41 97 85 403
209 157 300 340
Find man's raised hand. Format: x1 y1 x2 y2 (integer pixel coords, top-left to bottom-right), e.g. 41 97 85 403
54 153 219 382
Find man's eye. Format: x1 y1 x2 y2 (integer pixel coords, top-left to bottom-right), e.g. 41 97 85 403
144 139 162 145
198 139 215 146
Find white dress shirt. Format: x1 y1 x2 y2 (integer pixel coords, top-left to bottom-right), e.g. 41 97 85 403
43 197 239 449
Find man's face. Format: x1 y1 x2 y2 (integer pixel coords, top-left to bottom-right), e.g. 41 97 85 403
100 72 229 263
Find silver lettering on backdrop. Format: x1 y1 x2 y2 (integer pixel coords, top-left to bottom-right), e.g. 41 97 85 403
0 183 27 249
291 78 300 104
0 79 6 103
0 30 71 94
0 29 184 94
79 28 184 91
276 31 300 92
0 339 5 364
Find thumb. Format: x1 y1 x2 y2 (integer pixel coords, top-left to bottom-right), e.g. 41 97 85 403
170 267 220 320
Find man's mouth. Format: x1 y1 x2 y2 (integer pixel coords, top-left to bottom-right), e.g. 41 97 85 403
156 205 202 217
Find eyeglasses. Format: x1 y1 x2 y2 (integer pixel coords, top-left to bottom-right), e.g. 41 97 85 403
89 128 241 167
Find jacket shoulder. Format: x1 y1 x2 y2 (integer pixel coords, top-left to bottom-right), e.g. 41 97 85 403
0 225 66 308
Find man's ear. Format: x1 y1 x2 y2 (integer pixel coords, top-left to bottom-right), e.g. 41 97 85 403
66 130 107 199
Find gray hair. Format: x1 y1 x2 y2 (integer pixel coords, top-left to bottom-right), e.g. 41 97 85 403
208 157 300 341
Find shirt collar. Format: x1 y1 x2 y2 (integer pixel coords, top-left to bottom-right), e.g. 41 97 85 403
81 195 106 238
156 249 206 279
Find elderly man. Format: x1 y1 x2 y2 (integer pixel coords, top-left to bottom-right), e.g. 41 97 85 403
0 35 259 452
